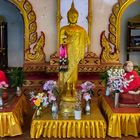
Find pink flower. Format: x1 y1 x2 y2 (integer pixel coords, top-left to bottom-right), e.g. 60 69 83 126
48 90 53 96
83 93 91 101
60 44 67 58
0 81 8 89
81 81 94 92
48 95 56 102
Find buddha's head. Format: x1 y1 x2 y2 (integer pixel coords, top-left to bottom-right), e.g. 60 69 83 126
67 1 79 24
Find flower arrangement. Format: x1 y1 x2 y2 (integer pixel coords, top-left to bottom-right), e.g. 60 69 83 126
106 68 133 94
30 92 49 110
0 81 8 90
75 91 82 111
0 81 8 96
59 44 68 72
0 81 9 104
80 81 95 101
43 80 59 103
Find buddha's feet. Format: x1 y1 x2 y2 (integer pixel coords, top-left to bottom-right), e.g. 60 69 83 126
62 96 76 102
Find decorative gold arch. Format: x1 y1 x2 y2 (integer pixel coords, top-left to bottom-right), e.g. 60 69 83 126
9 0 45 64
100 0 136 63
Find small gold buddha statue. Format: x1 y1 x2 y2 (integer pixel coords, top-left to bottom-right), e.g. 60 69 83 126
59 1 90 115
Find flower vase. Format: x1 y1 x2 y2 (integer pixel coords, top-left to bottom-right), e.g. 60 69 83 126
85 100 91 115
0 89 3 109
51 101 58 113
36 109 41 117
0 96 3 109
16 86 22 96
114 92 119 108
105 86 111 96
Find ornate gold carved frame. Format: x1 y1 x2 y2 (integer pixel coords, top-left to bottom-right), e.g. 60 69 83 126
9 0 45 64
100 0 137 63
56 0 92 52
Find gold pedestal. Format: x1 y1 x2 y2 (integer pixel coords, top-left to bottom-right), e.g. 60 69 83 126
59 87 77 116
60 97 76 116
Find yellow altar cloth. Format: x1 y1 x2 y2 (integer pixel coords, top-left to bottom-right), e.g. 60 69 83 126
99 95 140 138
30 102 106 138
0 94 28 137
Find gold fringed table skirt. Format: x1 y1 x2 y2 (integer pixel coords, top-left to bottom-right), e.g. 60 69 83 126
30 102 106 138
99 95 140 138
0 94 28 137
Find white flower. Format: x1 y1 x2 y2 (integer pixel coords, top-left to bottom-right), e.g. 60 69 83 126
106 68 131 93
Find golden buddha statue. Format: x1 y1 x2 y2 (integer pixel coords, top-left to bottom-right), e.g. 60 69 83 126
59 1 90 115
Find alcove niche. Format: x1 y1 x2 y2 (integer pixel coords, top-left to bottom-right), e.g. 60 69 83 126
100 0 140 65
0 0 46 72
0 0 24 67
120 1 140 64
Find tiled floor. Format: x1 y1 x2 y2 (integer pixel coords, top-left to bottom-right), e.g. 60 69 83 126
0 98 140 140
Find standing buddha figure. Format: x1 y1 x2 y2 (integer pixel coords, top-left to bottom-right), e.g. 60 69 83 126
59 1 90 103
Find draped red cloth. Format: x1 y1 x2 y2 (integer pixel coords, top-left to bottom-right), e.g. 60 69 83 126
120 70 140 104
0 70 8 84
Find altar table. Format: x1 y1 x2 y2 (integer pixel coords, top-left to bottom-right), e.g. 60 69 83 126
30 102 106 138
99 95 140 138
0 94 28 137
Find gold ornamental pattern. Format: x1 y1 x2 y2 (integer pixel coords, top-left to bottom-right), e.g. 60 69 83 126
9 0 45 63
100 0 136 63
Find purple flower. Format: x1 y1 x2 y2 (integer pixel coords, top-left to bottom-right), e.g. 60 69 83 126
48 95 56 103
83 93 91 101
81 81 94 93
43 80 57 91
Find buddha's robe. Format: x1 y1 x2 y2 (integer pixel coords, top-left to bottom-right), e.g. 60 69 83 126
59 25 89 86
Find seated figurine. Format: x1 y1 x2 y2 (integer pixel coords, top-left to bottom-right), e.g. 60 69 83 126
0 70 8 84
119 61 140 104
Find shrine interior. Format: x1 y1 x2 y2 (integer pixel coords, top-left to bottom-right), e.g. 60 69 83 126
0 0 140 139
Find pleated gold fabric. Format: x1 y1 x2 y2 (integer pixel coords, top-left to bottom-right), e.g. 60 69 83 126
0 94 28 137
30 102 106 138
99 95 140 138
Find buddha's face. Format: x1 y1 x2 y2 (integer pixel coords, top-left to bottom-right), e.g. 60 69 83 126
68 13 78 24
124 62 133 72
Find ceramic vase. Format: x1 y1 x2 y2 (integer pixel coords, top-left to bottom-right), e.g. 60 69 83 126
16 86 22 96
0 96 3 109
51 101 58 113
36 109 41 117
114 92 119 108
105 86 111 96
85 100 91 115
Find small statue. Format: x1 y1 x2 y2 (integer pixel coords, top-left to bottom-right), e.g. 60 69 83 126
59 1 90 101
119 61 140 104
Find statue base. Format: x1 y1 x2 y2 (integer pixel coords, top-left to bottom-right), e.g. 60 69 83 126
60 98 76 116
